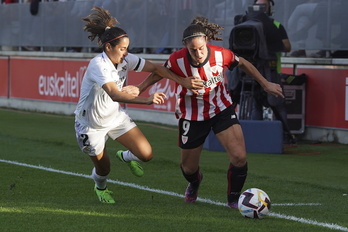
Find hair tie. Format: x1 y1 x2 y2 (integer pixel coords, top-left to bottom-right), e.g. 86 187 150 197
105 26 111 31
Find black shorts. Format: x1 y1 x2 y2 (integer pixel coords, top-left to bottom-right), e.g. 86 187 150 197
178 106 240 149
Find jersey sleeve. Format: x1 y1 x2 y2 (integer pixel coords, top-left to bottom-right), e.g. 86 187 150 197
125 53 146 72
165 50 188 77
87 59 113 87
223 48 240 70
164 59 170 69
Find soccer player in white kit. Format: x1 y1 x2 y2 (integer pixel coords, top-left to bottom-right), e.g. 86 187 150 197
75 7 204 204
135 16 284 208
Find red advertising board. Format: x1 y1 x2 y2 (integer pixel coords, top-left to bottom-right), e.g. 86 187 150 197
6 56 348 130
0 57 9 97
296 66 348 129
10 57 89 103
8 57 176 112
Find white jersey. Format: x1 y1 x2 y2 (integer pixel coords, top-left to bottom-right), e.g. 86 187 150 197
74 52 145 129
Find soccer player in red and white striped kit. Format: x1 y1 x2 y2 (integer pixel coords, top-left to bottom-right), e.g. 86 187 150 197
135 16 284 208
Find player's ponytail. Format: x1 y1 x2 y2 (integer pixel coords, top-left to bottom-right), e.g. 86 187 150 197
82 7 128 48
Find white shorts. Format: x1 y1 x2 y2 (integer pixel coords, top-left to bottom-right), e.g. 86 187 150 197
75 114 136 156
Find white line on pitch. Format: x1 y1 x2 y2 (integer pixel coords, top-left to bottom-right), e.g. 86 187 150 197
1 159 347 232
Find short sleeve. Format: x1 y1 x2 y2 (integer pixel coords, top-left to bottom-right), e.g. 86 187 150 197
125 53 146 72
223 48 240 70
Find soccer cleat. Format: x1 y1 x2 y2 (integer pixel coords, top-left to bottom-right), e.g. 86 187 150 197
94 185 115 204
116 150 144 177
227 201 238 209
184 173 203 203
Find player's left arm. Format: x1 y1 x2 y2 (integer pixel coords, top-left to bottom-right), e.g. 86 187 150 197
237 57 284 98
122 72 163 96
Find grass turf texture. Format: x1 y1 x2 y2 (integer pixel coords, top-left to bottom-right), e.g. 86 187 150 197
0 108 347 232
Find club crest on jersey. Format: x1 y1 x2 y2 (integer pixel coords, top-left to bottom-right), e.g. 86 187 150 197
181 135 188 144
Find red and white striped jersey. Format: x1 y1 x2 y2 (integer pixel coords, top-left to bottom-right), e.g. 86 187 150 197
166 44 239 121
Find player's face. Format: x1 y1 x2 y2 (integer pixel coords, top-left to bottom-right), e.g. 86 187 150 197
106 37 129 64
185 36 208 65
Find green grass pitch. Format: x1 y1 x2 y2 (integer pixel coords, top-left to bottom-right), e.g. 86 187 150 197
0 108 347 232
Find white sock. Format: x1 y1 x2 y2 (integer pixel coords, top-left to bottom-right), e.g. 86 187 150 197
91 167 107 190
120 150 141 162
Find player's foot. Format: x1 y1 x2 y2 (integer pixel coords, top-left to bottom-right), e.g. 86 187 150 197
94 185 115 204
227 201 238 209
184 173 203 203
116 150 144 177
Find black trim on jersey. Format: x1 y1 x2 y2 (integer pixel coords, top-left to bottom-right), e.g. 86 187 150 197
134 58 142 71
188 47 211 68
228 55 239 70
164 60 169 67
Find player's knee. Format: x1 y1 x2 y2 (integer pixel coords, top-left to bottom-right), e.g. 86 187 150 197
235 158 247 167
230 152 247 167
140 154 153 162
138 149 153 162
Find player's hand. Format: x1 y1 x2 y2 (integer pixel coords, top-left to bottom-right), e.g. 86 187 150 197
122 85 140 96
264 82 285 98
148 92 167 105
182 76 204 94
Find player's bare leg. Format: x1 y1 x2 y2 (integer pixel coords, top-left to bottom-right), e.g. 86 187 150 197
116 126 153 162
115 126 153 177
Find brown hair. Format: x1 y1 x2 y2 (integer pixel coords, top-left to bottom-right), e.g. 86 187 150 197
82 7 128 48
182 16 224 42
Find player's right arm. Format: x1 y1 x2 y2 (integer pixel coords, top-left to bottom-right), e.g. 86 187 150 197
237 57 284 98
103 81 166 105
122 60 203 96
